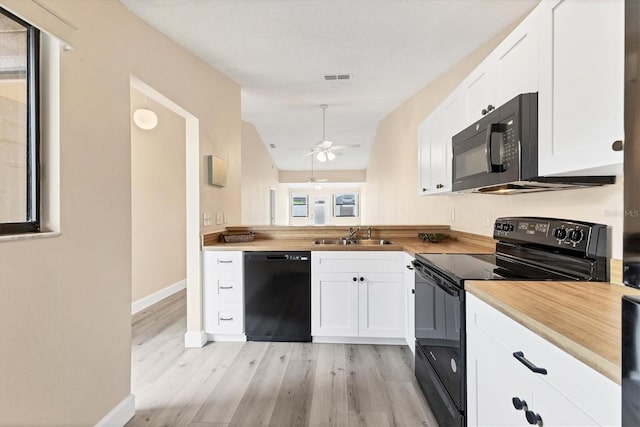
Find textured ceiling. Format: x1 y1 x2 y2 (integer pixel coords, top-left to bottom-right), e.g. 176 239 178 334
121 0 537 171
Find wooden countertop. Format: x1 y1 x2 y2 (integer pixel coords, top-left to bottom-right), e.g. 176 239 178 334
202 236 494 256
466 280 640 384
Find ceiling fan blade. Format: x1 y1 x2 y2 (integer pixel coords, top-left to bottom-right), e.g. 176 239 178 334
330 144 361 150
317 178 329 182
316 140 333 149
302 149 322 157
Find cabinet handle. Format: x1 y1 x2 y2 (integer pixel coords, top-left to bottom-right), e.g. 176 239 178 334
411 289 415 294
406 265 414 270
436 184 444 189
612 140 624 151
513 351 547 375
218 260 233 264
353 277 357 282
219 286 234 290
220 317 234 321
525 410 543 426
359 277 365 281
422 188 427 192
512 397 528 411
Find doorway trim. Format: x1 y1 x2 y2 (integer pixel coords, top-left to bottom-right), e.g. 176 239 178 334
130 76 205 347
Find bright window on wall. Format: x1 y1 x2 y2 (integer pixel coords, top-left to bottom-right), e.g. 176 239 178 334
0 7 40 234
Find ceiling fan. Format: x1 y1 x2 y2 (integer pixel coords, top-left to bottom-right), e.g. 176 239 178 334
303 104 361 162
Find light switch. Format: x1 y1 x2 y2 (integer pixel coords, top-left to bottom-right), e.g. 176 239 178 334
203 212 211 226
223 213 228 224
216 212 223 225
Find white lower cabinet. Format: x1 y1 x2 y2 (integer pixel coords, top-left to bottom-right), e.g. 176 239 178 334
312 251 405 339
467 293 620 427
203 251 244 337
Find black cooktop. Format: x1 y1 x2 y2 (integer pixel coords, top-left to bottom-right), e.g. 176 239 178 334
415 252 573 286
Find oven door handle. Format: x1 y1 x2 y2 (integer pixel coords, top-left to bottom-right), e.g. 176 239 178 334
485 122 506 173
412 261 460 297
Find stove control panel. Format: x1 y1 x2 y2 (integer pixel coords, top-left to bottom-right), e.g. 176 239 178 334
493 217 607 257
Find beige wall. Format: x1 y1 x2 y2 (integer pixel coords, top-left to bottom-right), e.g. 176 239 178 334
365 14 625 259
131 88 186 302
241 121 282 225
0 0 240 425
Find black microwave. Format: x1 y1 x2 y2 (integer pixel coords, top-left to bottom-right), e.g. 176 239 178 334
452 93 538 192
451 92 613 194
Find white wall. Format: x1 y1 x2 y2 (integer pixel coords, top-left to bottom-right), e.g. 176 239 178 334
241 121 287 225
130 88 186 302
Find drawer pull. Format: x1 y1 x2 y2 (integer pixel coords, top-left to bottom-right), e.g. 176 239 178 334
513 351 547 375
219 286 234 290
218 260 233 264
220 317 234 321
512 397 528 411
525 410 543 426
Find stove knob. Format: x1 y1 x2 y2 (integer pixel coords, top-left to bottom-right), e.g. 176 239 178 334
502 223 510 231
554 228 567 240
569 229 584 242
495 222 502 230
509 224 515 231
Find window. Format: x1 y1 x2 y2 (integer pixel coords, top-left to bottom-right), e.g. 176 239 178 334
0 7 40 234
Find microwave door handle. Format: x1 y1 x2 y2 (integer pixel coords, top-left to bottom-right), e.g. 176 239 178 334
485 123 506 173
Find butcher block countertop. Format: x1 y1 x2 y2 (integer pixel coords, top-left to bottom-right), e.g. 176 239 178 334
466 280 640 384
202 225 496 255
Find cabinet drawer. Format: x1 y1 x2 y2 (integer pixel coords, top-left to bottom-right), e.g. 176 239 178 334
467 294 620 426
312 251 403 273
204 271 243 304
204 251 243 271
204 303 243 334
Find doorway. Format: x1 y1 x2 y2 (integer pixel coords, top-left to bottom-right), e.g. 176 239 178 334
130 76 205 347
310 196 330 225
269 187 276 225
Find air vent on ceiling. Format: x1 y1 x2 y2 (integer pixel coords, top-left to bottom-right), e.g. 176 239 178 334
323 73 353 81
269 144 276 149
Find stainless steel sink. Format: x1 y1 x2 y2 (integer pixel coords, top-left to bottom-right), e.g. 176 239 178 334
312 238 394 246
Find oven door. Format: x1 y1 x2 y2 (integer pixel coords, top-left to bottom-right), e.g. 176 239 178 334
414 261 464 423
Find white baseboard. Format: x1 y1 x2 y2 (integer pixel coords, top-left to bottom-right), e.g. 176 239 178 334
95 394 135 427
206 333 247 342
132 279 186 315
184 330 207 348
312 336 407 345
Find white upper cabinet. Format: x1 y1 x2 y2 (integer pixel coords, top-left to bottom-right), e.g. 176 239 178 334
461 8 539 129
418 106 450 195
494 8 539 107
537 0 624 176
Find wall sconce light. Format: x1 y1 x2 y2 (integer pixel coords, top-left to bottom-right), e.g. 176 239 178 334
133 108 158 130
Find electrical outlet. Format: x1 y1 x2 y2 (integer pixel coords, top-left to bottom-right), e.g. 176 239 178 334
216 212 223 225
450 209 455 222
223 213 228 224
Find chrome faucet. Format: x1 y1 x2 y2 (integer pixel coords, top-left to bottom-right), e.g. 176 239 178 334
347 227 360 239
367 226 372 239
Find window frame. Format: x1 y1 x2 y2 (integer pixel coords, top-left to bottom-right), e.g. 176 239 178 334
0 7 40 235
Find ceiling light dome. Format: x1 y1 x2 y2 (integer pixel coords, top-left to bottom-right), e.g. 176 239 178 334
316 151 336 162
133 108 158 130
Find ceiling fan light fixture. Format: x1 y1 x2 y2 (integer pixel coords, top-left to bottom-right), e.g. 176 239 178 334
315 184 323 190
316 151 335 162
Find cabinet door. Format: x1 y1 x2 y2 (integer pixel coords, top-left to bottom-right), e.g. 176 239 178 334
494 7 539 106
311 272 359 337
467 305 532 427
404 255 416 353
528 376 598 427
417 118 432 195
462 56 497 127
538 0 624 176
358 272 405 338
418 108 450 196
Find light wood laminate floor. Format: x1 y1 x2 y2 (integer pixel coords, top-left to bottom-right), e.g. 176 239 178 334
127 290 436 427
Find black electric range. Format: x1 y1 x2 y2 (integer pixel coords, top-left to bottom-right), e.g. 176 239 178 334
413 217 609 427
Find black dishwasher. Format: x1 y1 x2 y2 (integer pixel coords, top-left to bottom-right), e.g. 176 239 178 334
244 251 311 342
